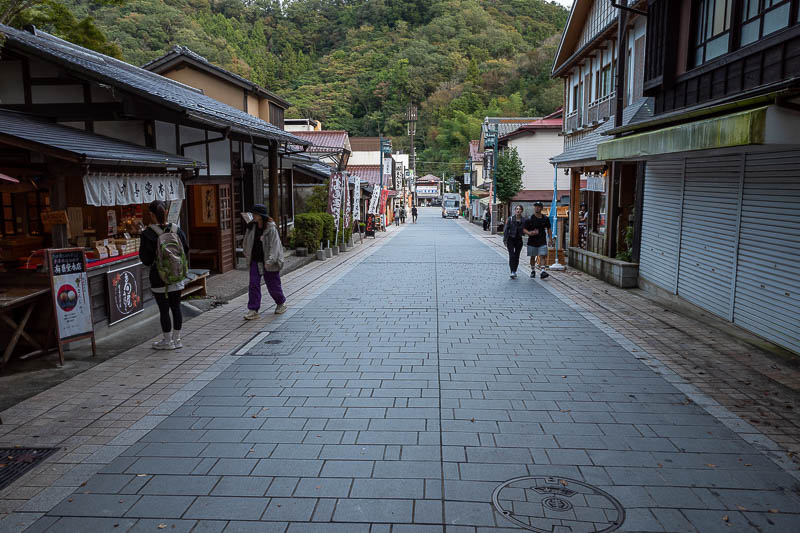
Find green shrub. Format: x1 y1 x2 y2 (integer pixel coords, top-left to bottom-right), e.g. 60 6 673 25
339 226 352 245
294 213 323 251
319 213 335 246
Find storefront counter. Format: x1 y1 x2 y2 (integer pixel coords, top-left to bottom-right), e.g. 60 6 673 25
0 272 53 367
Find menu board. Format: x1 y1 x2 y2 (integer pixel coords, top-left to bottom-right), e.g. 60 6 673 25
106 262 143 325
47 248 94 341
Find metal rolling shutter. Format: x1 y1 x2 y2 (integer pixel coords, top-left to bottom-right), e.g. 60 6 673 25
676 155 741 319
639 159 683 292
733 151 800 354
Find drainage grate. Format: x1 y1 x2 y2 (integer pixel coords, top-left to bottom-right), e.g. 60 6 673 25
492 476 625 533
0 448 59 491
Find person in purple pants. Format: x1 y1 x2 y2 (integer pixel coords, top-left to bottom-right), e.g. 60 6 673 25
243 204 286 319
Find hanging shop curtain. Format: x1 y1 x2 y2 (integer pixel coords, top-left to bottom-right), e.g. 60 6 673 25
83 173 185 206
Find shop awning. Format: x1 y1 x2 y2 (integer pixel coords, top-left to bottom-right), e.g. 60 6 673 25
0 110 203 168
597 105 795 161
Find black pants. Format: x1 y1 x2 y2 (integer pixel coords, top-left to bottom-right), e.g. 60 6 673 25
483 219 490 231
154 290 182 332
506 238 523 273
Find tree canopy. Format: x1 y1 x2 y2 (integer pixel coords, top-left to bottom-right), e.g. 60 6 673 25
4 0 568 177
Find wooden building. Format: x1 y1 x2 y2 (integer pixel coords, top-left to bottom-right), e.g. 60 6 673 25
0 24 310 275
597 0 800 355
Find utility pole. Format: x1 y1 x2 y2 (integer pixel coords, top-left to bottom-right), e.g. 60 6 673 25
406 104 417 207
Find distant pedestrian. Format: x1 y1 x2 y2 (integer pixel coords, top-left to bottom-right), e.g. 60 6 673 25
139 200 189 350
400 207 407 224
394 206 400 226
503 205 526 279
243 204 286 319
411 206 418 223
524 201 553 279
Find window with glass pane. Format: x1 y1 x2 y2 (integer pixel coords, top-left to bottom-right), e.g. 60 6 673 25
26 191 49 236
740 0 791 46
1 192 15 237
692 0 733 66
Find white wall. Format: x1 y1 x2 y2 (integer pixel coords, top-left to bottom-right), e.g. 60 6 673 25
509 130 569 191
180 126 208 175
155 121 177 154
349 151 381 166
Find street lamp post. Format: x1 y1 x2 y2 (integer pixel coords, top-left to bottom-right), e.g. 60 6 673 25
483 118 499 234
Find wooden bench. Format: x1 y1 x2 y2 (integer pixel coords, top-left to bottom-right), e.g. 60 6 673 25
181 269 209 298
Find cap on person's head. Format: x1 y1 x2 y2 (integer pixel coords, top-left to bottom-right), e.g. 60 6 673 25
252 204 268 217
533 201 544 207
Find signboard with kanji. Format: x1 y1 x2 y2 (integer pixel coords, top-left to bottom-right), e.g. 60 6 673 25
47 248 96 363
106 262 144 326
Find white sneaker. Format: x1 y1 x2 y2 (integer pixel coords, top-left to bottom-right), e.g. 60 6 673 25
510 272 517 279
243 310 259 320
172 339 183 349
152 339 175 350
275 304 287 315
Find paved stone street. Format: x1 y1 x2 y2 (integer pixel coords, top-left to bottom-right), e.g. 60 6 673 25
2 208 800 532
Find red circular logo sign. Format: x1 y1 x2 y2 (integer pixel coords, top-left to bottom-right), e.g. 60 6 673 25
56 284 78 312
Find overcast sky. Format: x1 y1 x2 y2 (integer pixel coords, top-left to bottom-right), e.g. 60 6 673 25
551 0 574 8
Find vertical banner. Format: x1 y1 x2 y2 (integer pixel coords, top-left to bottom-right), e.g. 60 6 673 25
379 189 389 215
368 186 380 215
382 157 393 181
395 164 403 191
329 171 343 223
342 173 351 229
352 176 361 221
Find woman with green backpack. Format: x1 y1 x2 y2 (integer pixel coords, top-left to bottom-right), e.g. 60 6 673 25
139 200 189 350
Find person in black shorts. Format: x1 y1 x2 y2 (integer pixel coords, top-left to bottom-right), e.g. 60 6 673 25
524 201 552 279
503 205 526 279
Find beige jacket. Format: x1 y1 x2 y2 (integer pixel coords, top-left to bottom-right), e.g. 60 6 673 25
243 220 284 272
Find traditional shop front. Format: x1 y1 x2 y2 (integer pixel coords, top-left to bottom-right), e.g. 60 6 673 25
0 110 201 366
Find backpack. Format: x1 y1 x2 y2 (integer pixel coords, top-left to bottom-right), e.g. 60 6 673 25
150 224 188 285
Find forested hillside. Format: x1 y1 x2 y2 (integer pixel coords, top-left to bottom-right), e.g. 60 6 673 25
5 0 568 174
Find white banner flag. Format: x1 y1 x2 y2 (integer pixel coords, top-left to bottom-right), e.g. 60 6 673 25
368 186 380 215
352 177 361 221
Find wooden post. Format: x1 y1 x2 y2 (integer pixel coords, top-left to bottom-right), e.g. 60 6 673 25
269 140 279 221
50 173 68 248
569 169 580 248
607 163 620 258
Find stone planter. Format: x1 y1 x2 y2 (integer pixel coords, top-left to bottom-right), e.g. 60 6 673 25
332 245 340 256
296 247 308 257
568 247 639 288
340 243 348 252
316 250 326 261
324 247 332 258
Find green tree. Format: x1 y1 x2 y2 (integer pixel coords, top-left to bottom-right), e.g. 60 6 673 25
495 146 524 205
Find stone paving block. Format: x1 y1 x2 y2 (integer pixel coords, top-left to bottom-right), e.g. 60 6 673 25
294 478 352 498
220 521 288 532
184 496 268 520
124 495 195 518
332 498 413 523
320 460 374 478
265 477 299 497
288 524 369 532
444 501 495 527
40 517 138 532
350 478 424 499
211 476 272 497
140 475 220 496
262 497 317 521
46 493 139 517
252 459 323 477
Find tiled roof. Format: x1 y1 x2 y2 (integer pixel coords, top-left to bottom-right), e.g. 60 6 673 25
290 131 351 154
347 165 381 185
0 110 202 168
551 98 652 165
417 174 440 183
142 46 290 108
500 119 563 141
0 24 308 147
349 137 380 152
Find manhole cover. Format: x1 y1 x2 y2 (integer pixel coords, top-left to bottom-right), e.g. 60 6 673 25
0 448 59 491
245 331 307 356
492 476 625 533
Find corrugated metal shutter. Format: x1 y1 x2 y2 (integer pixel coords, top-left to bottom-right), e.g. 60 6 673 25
733 151 800 354
639 159 683 292
676 155 741 319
